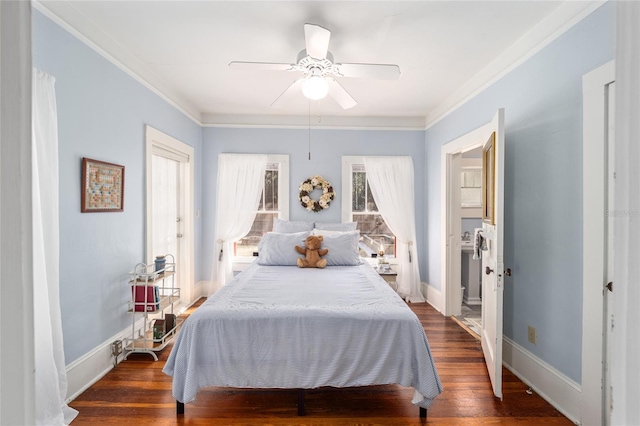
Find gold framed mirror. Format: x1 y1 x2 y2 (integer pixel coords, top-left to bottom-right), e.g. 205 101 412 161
482 132 496 225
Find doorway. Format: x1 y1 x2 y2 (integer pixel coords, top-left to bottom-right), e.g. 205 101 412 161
440 125 491 317
458 149 484 336
145 126 195 306
440 109 506 399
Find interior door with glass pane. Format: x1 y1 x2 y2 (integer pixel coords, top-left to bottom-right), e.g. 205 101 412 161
151 154 181 290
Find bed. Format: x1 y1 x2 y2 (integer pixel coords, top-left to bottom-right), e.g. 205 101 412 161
163 231 443 417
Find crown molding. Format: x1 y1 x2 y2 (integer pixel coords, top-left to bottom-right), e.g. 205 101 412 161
201 113 426 130
32 0 203 126
425 0 607 130
33 0 606 131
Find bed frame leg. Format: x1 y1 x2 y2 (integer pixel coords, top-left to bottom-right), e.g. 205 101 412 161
297 389 306 416
419 407 427 418
177 400 184 415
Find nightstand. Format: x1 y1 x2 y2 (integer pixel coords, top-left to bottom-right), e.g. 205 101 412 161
376 266 398 291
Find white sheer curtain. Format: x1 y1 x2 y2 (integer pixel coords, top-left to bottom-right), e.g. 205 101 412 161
611 2 640 425
32 69 78 424
364 156 425 303
211 153 267 293
151 155 179 262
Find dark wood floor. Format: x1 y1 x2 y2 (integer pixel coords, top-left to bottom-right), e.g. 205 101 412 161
69 299 572 425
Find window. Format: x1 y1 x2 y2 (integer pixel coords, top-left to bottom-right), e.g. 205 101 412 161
343 159 396 258
234 156 289 257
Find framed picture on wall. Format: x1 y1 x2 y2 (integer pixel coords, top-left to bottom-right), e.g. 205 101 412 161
482 132 496 225
81 157 125 212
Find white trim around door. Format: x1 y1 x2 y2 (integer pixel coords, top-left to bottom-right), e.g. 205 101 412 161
581 60 615 426
145 125 196 306
440 123 492 316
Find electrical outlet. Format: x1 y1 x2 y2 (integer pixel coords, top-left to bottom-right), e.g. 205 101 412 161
111 340 123 357
527 326 537 345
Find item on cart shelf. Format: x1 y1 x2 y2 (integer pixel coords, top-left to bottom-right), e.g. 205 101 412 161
155 255 166 273
153 319 166 340
132 285 160 312
165 313 176 333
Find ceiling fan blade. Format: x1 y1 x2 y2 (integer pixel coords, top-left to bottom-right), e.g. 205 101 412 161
271 79 304 109
229 61 294 72
304 23 331 60
335 63 401 80
327 78 357 109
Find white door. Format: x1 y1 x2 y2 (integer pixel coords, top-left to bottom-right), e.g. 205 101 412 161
581 61 615 424
151 154 181 276
145 126 195 305
480 109 505 399
603 81 616 423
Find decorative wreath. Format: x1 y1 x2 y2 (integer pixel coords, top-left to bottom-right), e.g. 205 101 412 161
298 175 336 212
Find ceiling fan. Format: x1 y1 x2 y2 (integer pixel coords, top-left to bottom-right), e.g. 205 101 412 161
229 23 401 110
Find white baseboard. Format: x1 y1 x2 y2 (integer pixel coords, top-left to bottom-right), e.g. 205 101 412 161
463 296 482 305
422 282 443 313
65 318 142 403
194 280 208 299
502 337 581 424
65 294 206 403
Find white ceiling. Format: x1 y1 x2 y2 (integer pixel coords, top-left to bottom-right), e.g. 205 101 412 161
36 0 603 128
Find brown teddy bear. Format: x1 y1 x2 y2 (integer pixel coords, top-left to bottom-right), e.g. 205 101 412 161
295 235 329 268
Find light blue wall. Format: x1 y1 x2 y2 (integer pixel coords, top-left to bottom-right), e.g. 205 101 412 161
424 3 614 383
32 10 203 364
201 127 426 283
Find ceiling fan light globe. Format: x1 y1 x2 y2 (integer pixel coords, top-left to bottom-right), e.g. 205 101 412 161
301 76 328 100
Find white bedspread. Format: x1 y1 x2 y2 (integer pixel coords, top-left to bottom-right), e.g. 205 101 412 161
163 263 443 408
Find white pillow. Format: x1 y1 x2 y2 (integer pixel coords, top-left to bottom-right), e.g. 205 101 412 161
313 221 357 232
311 228 359 236
320 231 363 266
273 218 314 233
257 231 310 266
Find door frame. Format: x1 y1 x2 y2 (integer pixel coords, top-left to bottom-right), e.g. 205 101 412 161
145 125 195 305
581 60 614 424
441 122 493 316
